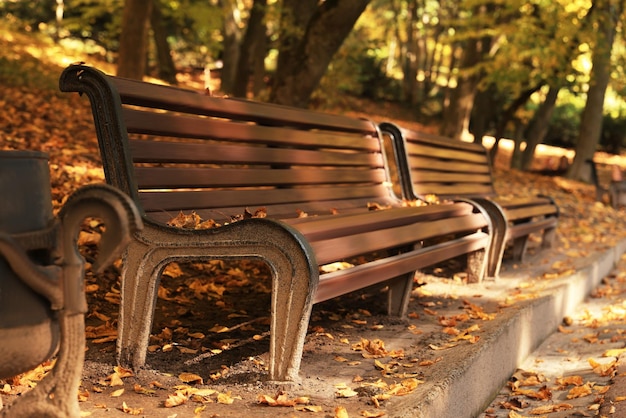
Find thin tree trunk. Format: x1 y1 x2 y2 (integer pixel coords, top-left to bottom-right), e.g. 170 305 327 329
440 37 482 140
567 0 619 182
401 0 418 104
117 0 153 79
233 0 267 98
489 83 544 163
519 85 560 170
151 0 177 84
220 0 242 95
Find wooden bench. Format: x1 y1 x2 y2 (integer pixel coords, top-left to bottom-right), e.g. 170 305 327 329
586 159 626 208
379 122 559 278
59 65 494 382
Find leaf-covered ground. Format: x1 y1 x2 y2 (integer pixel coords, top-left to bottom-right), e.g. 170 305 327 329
2 26 626 417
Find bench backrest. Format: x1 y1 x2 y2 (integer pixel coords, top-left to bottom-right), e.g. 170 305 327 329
60 66 399 224
379 122 497 201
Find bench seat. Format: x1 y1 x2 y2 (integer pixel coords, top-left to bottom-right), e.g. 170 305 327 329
379 123 559 277
60 65 493 381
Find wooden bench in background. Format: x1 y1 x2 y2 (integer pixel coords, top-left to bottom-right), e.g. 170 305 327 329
379 122 559 278
59 65 494 382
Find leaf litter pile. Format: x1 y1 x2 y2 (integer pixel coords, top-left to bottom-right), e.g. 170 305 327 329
3 29 626 417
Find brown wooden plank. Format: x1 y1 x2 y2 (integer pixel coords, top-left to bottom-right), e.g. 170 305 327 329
129 140 384 167
409 171 493 184
138 184 391 212
124 109 381 151
143 197 398 224
310 212 488 264
404 130 487 153
507 217 557 240
407 156 491 174
314 231 489 303
111 76 378 134
405 142 488 164
495 196 554 209
412 183 495 197
504 204 558 221
287 202 475 241
134 167 388 189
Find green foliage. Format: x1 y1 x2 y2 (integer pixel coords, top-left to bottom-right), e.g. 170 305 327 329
600 113 626 155
0 0 56 30
544 102 581 148
314 26 399 104
63 0 123 51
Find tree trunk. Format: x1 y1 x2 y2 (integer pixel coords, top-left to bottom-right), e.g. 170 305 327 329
401 1 419 104
489 83 543 163
270 0 371 107
233 0 267 98
220 0 243 95
469 86 499 145
117 0 153 79
519 85 560 171
567 0 618 182
440 37 482 140
150 0 177 84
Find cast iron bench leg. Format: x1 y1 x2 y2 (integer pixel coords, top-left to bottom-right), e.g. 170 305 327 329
116 220 318 382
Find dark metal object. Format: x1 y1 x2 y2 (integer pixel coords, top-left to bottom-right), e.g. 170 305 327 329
0 150 142 417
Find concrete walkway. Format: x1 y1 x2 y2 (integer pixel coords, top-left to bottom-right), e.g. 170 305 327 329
479 242 626 418
387 239 626 418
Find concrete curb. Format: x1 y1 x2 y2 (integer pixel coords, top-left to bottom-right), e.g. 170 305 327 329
390 239 626 418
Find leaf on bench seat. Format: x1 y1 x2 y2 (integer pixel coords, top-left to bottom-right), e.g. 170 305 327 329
166 208 269 230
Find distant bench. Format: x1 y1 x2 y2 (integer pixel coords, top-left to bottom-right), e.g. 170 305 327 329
59 65 494 382
379 123 559 278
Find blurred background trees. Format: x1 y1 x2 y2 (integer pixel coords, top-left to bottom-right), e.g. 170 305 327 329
3 0 626 180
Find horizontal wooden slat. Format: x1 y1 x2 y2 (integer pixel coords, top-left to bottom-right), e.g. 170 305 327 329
495 196 554 209
314 231 489 303
504 204 558 221
134 167 387 189
310 212 488 264
144 197 395 224
112 77 378 134
404 130 486 153
507 217 557 240
129 140 383 167
408 156 491 175
139 184 391 212
409 171 493 184
406 142 487 164
287 202 475 241
413 183 495 197
124 109 382 152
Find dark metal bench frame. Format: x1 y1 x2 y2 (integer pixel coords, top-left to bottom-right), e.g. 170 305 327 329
379 122 559 278
60 65 494 382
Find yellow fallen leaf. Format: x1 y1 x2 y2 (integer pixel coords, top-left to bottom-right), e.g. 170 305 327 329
179 372 203 385
361 410 386 417
567 382 594 399
603 347 626 357
556 375 583 387
589 358 617 376
529 403 573 414
120 401 143 415
335 383 359 398
164 391 188 407
335 406 349 418
110 388 124 397
217 392 238 404
295 405 323 412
